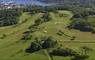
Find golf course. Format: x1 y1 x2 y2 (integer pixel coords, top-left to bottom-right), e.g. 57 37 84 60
0 9 95 60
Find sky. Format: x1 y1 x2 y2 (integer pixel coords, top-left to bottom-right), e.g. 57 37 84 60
0 0 54 6
0 0 39 3
0 0 31 4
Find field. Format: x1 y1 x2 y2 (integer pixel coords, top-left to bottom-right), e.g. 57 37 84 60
0 10 95 60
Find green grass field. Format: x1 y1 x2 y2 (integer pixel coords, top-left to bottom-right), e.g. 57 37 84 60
0 10 95 60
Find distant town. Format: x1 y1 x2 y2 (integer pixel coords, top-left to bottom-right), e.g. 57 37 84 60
0 1 26 9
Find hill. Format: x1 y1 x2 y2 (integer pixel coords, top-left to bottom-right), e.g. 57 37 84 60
0 10 95 60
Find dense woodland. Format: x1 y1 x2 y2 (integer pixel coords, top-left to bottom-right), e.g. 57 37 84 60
40 0 95 8
0 9 22 26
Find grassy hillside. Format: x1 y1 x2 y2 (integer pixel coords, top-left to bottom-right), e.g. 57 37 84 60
0 10 95 60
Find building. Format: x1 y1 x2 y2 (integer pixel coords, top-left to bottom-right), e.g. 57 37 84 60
0 1 25 9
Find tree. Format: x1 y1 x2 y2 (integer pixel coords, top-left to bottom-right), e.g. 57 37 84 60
50 48 78 56
70 36 76 40
42 12 52 22
42 36 57 49
69 18 93 32
80 46 93 55
71 55 89 60
25 41 42 53
21 31 32 40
